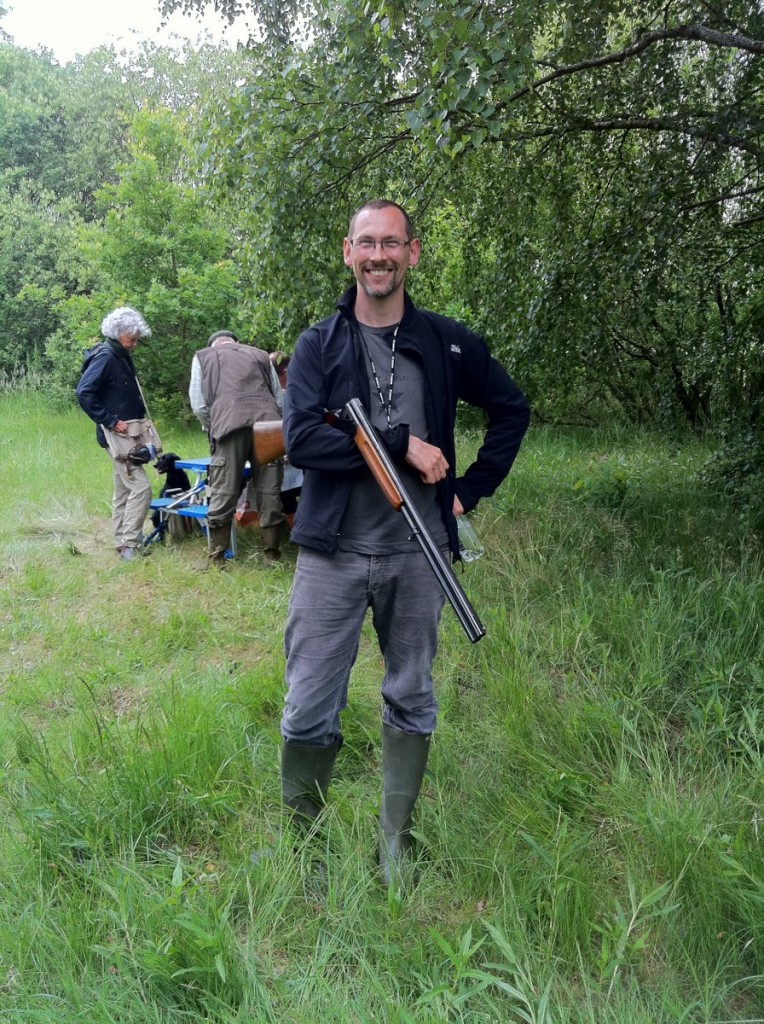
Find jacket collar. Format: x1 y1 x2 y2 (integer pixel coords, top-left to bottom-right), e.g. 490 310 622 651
336 284 416 330
105 336 135 368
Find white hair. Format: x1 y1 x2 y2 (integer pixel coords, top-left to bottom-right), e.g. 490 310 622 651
100 306 152 340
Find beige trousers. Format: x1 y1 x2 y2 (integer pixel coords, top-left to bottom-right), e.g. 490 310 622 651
110 454 153 548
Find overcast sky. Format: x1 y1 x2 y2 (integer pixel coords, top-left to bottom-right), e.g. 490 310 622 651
3 0 251 63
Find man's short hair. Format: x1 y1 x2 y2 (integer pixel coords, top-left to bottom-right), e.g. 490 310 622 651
348 199 414 241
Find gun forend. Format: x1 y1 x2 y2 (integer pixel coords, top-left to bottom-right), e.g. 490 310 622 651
342 398 485 643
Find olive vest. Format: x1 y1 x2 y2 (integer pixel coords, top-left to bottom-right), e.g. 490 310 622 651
196 342 280 442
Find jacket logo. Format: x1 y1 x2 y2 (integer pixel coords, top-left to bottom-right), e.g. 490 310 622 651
451 344 461 354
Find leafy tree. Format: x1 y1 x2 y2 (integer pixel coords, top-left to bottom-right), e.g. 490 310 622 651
0 43 135 217
167 2 763 214
0 44 138 375
0 38 258 401
0 176 83 377
125 38 253 115
166 0 763 444
47 108 245 417
55 49 136 218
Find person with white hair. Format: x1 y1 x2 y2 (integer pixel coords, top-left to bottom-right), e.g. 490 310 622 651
77 306 154 561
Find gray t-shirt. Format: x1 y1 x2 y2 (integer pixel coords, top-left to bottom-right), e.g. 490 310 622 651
337 323 448 555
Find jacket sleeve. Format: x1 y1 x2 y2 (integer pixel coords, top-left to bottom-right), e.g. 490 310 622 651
76 349 119 429
270 364 284 411
284 328 368 473
453 329 530 513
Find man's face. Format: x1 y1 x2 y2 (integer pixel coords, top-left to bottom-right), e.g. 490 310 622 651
343 206 420 301
117 331 139 352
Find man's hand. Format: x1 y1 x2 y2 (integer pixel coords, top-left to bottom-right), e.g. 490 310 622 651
453 495 464 517
114 420 128 434
406 435 449 484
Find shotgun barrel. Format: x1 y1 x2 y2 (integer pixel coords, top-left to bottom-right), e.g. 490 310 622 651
343 398 486 643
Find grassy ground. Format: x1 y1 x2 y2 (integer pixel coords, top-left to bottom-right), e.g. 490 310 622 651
1 390 762 1023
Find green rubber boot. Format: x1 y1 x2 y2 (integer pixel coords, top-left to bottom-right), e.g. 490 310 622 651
379 724 431 890
281 739 340 821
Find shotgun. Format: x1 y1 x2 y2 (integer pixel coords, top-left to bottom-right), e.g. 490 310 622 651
252 420 286 466
343 398 486 643
253 407 486 643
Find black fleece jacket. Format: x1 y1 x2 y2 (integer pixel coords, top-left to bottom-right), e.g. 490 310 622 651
76 339 145 449
284 285 530 559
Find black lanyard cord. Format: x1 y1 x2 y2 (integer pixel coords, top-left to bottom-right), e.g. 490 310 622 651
357 322 400 429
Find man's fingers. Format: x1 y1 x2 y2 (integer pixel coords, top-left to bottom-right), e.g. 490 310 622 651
406 435 449 483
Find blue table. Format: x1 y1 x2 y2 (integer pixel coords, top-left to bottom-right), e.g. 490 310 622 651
148 457 251 556
174 457 251 483
174 457 211 483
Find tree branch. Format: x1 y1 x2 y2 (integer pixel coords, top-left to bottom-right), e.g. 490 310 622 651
498 22 764 113
559 115 762 157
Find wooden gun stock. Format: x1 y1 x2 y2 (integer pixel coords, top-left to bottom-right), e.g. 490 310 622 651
353 427 404 510
252 420 285 466
343 398 486 643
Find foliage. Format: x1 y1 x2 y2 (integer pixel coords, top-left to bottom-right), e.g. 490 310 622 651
2 5 764 493
178 1 764 449
0 43 134 375
46 108 245 417
0 44 135 216
0 177 81 374
0 39 258 409
699 424 764 531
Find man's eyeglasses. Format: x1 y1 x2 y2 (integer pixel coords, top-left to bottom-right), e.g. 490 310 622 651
350 237 411 254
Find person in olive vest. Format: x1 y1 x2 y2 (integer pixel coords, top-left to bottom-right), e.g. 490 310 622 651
189 331 286 566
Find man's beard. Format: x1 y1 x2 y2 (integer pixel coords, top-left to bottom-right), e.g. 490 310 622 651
360 266 398 299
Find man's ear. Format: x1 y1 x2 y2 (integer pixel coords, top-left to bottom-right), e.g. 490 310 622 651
342 237 353 266
408 238 421 269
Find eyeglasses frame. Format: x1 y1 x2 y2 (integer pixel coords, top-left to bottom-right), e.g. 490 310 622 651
349 237 412 254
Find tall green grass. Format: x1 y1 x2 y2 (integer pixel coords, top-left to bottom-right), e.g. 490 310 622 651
1 391 762 1022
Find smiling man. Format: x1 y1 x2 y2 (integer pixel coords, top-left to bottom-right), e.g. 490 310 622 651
280 199 530 888
345 203 420 301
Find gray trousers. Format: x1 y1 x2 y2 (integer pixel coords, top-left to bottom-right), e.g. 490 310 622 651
281 547 446 745
110 454 152 548
207 426 285 530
